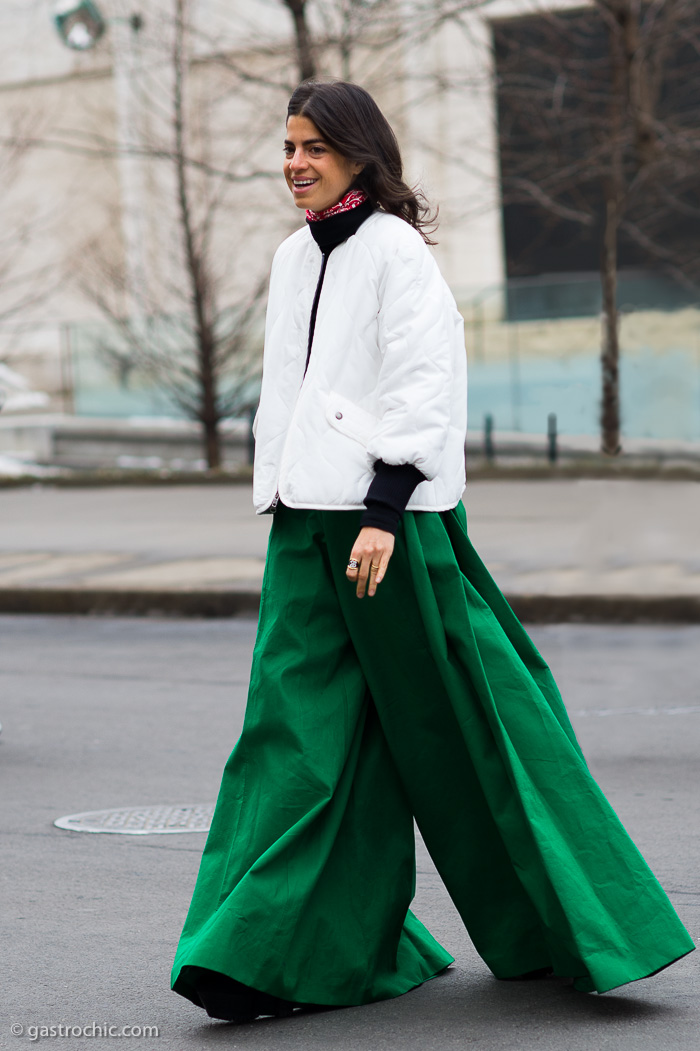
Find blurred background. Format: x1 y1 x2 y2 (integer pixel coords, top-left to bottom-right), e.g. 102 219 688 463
3 10 699 1042
1 0 699 477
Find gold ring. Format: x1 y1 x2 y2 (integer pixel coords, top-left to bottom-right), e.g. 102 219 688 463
370 563 380 571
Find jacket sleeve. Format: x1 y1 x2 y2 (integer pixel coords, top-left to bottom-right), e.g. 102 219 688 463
366 235 454 481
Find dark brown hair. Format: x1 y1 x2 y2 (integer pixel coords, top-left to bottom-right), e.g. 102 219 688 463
287 80 438 245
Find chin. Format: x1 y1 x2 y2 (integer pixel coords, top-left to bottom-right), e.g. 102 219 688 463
306 198 333 212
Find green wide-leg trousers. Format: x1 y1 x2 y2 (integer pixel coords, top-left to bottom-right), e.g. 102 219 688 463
171 503 694 1007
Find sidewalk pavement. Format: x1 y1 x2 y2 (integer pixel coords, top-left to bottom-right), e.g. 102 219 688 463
0 478 699 620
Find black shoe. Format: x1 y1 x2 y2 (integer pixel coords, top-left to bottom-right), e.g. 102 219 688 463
193 971 258 1022
296 1002 341 1015
499 966 554 982
256 990 296 1018
193 969 296 1022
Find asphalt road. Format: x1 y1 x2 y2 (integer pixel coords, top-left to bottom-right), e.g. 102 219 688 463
2 617 698 1050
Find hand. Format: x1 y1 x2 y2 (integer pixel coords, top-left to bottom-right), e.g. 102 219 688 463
346 527 395 598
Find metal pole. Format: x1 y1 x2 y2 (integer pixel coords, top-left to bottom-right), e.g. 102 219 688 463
547 412 558 464
484 413 495 462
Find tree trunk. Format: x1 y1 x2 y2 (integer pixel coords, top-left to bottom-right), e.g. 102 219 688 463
199 330 222 469
598 0 630 456
173 0 221 470
282 0 316 81
600 190 621 455
203 414 222 470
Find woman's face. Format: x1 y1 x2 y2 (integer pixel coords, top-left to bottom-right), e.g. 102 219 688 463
284 115 363 212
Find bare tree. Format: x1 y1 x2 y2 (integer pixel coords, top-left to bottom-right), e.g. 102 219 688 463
0 111 62 332
75 0 275 469
283 0 318 80
70 0 459 467
494 0 700 454
47 0 491 467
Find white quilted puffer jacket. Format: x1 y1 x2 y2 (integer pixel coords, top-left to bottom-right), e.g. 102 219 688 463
252 210 467 514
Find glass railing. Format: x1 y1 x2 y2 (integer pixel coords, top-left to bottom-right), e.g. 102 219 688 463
455 279 700 442
64 313 262 420
4 276 699 446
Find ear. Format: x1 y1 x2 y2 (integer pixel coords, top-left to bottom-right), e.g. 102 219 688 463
353 162 365 176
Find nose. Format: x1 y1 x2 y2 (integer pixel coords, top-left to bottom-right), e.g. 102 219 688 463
289 147 308 172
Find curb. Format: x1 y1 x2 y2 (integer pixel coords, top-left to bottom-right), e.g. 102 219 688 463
1 589 700 623
3 464 700 488
506 594 700 624
0 469 254 489
0 588 261 618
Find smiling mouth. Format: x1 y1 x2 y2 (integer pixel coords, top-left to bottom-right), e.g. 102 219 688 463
292 178 318 191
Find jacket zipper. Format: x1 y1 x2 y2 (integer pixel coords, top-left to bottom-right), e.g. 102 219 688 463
268 246 330 513
304 248 329 377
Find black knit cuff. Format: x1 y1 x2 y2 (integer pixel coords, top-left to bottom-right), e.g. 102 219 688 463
360 460 426 535
360 503 402 534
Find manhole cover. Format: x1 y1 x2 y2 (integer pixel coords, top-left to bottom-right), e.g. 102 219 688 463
54 803 215 835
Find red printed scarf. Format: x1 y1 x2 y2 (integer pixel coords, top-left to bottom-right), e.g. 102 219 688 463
306 189 368 222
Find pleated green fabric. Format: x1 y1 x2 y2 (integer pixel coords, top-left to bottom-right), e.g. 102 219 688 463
171 503 694 1007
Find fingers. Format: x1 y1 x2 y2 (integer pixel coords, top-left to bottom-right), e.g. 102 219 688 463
345 548 370 599
357 557 372 600
368 550 391 597
345 554 361 595
365 560 381 599
345 527 395 599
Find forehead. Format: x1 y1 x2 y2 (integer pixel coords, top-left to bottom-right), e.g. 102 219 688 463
285 114 325 143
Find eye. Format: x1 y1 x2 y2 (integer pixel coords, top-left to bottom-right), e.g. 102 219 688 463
310 146 325 155
283 145 294 156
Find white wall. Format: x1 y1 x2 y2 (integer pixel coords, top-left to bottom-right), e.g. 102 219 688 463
0 0 525 398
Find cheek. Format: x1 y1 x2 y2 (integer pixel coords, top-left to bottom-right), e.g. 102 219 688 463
335 161 355 187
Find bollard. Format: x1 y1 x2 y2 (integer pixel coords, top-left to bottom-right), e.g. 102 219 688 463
547 413 558 464
484 413 495 462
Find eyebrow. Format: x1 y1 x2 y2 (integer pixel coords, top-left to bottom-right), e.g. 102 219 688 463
283 137 326 147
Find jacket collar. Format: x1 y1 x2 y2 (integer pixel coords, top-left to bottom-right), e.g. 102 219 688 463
306 198 375 251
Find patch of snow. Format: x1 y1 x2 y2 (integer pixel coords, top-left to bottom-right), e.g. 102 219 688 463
0 363 50 413
0 453 62 479
116 455 165 469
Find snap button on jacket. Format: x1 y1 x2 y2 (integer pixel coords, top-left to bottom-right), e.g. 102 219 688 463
252 211 468 514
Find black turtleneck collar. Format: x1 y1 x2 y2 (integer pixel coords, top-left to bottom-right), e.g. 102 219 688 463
306 198 375 251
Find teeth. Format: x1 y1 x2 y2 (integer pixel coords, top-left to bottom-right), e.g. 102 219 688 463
294 179 316 186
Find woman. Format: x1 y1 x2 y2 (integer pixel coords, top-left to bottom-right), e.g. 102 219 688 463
171 81 694 1022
